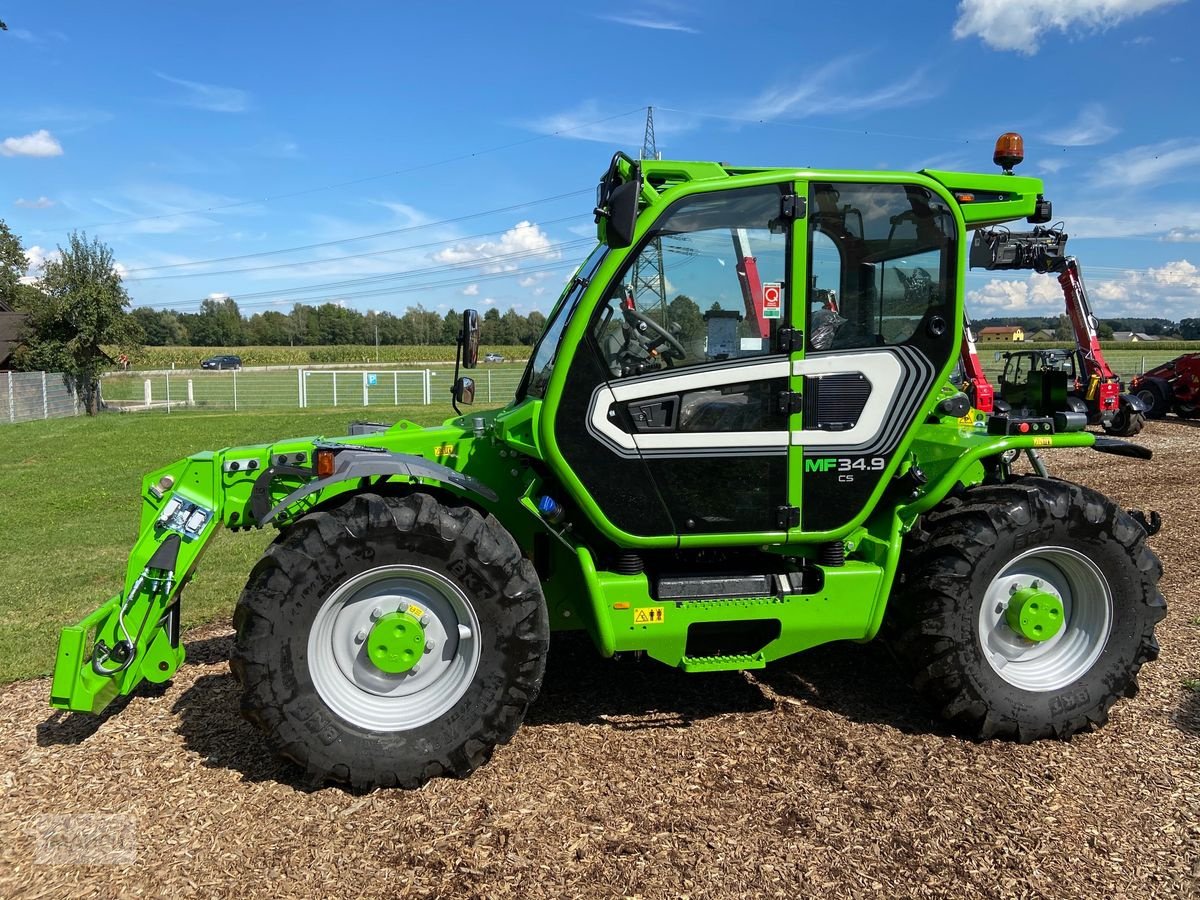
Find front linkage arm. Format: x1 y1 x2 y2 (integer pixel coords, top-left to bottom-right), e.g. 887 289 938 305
51 452 227 713
50 434 497 715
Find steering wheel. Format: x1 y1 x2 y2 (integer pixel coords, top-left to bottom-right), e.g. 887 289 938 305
622 305 686 362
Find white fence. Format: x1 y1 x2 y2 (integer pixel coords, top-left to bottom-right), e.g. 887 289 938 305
1 371 84 424
299 369 431 408
98 366 525 413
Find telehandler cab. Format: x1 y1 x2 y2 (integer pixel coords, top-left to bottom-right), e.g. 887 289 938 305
51 135 1165 789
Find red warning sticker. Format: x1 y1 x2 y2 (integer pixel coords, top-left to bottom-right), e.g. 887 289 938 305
763 282 782 319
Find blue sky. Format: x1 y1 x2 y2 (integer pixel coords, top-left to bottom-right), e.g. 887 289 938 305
3 0 1199 323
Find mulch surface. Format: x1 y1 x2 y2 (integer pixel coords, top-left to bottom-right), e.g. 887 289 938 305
2 420 1198 899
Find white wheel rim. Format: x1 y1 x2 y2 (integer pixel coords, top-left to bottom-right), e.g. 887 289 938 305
307 564 481 731
976 546 1112 692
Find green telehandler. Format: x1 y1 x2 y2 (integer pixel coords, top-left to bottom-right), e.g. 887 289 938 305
51 134 1166 789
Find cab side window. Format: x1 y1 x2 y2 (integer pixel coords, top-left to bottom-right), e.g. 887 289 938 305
807 182 956 353
593 184 790 378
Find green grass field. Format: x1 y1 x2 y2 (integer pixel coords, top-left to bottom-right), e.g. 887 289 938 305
0 406 458 685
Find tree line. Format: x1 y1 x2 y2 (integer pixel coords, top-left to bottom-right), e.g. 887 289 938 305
132 297 548 347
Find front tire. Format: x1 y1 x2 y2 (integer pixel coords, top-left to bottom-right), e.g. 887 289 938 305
890 477 1165 741
1103 403 1145 436
231 492 549 789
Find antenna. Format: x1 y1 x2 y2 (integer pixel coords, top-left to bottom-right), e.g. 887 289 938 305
633 107 668 320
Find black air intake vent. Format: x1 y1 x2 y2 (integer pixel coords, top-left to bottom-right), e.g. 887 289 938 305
803 373 872 431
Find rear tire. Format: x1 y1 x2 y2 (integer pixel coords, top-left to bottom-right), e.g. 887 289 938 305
1175 401 1200 419
1135 378 1171 419
889 477 1165 741
231 492 549 789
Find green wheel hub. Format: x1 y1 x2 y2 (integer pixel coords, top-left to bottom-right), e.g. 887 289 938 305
366 611 426 674
1005 586 1064 642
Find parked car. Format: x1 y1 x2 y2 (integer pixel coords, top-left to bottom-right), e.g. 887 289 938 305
484 353 505 363
201 354 242 370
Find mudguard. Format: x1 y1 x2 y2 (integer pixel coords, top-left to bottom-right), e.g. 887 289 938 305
255 448 499 525
1121 392 1150 414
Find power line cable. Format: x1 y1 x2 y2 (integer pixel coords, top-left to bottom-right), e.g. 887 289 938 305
125 214 590 281
78 109 647 231
144 239 592 307
121 189 593 273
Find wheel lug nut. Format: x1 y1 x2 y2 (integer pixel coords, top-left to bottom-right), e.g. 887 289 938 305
1009 584 1019 594
370 607 383 621
424 640 434 654
410 664 421 675
420 615 430 626
354 629 367 643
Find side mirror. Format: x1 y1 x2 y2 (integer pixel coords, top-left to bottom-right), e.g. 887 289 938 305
460 309 480 369
452 375 476 406
604 179 640 248
594 153 642 249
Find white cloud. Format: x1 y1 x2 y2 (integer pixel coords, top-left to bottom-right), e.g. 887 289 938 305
155 72 250 113
1044 102 1118 146
1096 138 1200 188
18 245 59 284
483 297 496 305
1069 259 1200 315
953 0 1183 54
112 261 130 279
967 271 1063 311
1037 158 1068 174
14 195 55 209
433 221 559 272
207 292 230 301
462 284 480 296
597 13 698 33
1163 228 1200 242
746 56 939 120
0 129 63 157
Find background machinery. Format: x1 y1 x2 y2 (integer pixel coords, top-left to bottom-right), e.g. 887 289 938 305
1130 352 1200 420
971 225 1148 436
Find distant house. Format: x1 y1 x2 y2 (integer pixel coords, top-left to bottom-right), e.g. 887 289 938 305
0 298 27 370
978 326 1025 342
1111 332 1161 343
1029 329 1056 342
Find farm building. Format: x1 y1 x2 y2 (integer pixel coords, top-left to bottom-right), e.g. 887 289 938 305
978 326 1025 342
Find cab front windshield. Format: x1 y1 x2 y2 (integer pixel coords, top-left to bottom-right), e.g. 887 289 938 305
519 244 607 400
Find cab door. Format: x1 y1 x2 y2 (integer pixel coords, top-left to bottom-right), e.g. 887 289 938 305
793 180 959 535
562 181 802 540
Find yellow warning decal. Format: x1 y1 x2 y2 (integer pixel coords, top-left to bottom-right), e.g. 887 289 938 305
633 607 665 625
1033 436 1052 447
406 604 424 618
433 443 456 458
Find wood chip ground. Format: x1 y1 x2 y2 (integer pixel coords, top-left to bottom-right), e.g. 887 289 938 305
2 420 1198 898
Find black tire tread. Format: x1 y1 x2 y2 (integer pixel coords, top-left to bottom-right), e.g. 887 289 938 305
890 476 1165 742
230 492 549 789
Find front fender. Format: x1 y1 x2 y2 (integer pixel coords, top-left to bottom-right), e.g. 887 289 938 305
257 449 499 525
1121 392 1149 414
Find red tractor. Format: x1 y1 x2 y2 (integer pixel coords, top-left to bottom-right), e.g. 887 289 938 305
1130 353 1200 419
